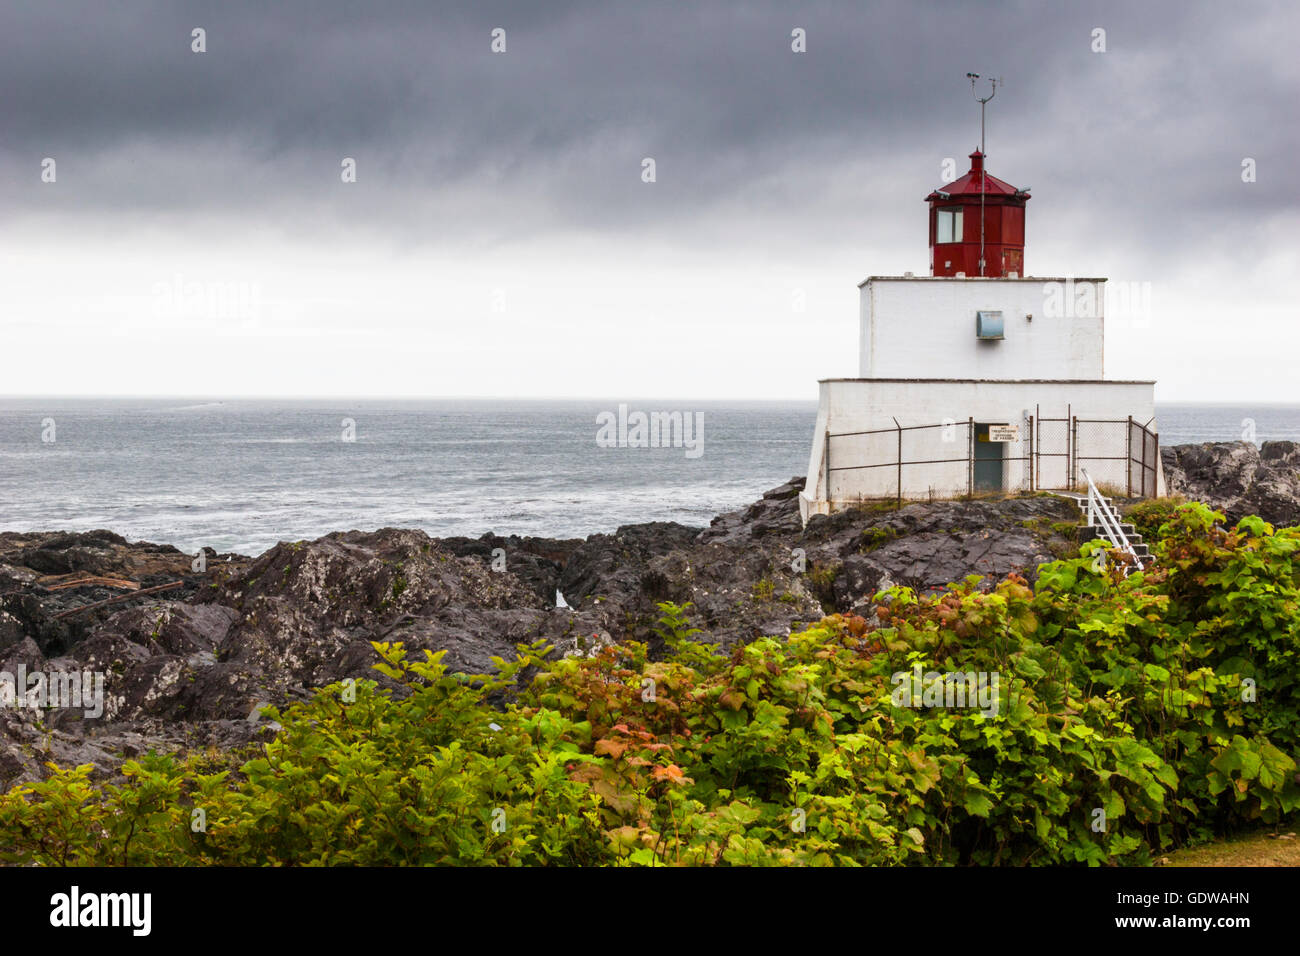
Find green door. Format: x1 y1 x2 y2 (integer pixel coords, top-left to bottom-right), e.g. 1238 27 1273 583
973 423 1003 492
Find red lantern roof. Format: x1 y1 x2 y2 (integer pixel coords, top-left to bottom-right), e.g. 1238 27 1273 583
925 150 1027 200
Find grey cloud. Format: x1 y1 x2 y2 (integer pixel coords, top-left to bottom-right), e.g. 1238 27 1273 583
0 0 1293 262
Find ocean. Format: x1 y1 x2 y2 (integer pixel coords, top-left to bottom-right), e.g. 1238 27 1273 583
0 399 1295 556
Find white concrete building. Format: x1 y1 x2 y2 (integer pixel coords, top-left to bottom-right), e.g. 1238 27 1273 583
799 153 1163 523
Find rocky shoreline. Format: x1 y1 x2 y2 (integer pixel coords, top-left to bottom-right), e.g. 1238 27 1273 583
1 439 1296 788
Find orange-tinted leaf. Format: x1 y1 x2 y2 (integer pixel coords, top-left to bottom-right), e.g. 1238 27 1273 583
652 764 689 784
567 763 604 783
718 689 745 710
594 738 628 760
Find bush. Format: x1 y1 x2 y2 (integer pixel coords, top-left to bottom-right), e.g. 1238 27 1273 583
1125 495 1187 540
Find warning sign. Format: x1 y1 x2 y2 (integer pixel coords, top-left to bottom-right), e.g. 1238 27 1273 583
988 425 1019 442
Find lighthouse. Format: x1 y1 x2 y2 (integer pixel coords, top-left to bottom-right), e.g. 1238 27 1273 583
798 85 1163 523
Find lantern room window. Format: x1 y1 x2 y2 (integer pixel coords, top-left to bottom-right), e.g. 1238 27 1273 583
935 207 963 244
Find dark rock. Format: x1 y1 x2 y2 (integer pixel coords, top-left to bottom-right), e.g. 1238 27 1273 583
91 603 239 657
799 495 1078 607
0 530 253 657
1 637 45 675
1162 441 1300 527
558 522 703 607
0 610 24 653
439 532 581 604
700 477 805 545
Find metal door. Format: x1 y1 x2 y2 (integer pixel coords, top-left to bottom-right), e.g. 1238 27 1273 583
973 423 1003 491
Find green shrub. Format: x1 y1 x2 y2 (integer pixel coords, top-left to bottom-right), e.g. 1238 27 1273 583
1125 495 1187 540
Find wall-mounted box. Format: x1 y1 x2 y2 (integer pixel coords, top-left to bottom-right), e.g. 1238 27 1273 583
976 310 1004 339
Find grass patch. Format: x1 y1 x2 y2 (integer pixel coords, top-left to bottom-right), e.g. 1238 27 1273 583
807 562 840 612
860 526 898 552
1160 827 1300 867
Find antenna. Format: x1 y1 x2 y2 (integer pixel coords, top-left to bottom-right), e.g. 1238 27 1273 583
967 72 999 276
967 72 998 154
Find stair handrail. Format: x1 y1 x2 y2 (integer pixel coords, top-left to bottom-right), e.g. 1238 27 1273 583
1080 468 1144 570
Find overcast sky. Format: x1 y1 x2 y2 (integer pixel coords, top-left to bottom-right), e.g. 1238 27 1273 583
1 0 1295 401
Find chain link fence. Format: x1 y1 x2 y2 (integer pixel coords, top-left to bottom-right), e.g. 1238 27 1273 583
825 413 1157 503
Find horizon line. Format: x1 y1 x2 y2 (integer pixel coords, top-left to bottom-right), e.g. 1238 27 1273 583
1 394 1299 406
0 393 823 403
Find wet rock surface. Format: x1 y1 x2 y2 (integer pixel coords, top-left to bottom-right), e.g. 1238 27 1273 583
2 444 1288 787
1162 441 1300 527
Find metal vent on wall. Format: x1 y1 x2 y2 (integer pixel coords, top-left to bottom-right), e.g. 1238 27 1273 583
976 310 1004 340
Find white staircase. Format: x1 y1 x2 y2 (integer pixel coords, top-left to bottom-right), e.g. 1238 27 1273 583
1064 469 1149 572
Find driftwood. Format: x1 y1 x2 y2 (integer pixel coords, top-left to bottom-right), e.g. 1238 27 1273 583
40 573 141 592
52 580 185 620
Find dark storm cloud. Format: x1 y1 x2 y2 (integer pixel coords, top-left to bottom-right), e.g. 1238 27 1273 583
0 0 1294 254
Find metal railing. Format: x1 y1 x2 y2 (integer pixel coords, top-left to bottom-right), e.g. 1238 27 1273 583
1081 467 1144 571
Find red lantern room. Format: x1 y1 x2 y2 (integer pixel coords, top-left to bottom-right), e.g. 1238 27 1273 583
925 150 1030 278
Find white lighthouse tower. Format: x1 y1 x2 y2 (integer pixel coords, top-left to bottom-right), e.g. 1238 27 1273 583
799 81 1163 523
